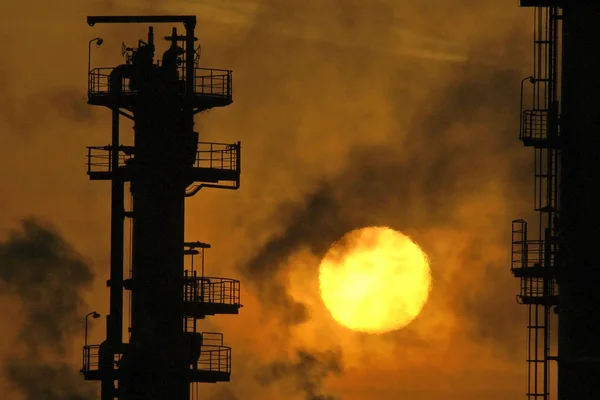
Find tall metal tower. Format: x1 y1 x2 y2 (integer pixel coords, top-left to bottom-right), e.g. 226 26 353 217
80 16 242 400
512 2 600 400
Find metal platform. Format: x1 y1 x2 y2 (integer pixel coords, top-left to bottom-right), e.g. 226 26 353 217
82 334 232 383
190 142 240 185
190 333 231 383
87 67 232 111
520 108 561 148
521 109 548 147
183 273 241 318
511 219 558 306
515 276 559 306
81 344 119 381
86 142 240 187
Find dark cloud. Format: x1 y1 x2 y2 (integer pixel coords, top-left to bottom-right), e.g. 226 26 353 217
0 80 97 137
209 387 241 400
257 348 344 400
0 218 95 399
6 362 95 400
50 89 96 123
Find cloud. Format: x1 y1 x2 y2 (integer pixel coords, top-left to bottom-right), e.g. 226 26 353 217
0 0 536 398
0 218 96 399
257 348 344 400
234 18 532 361
208 387 241 400
6 363 95 400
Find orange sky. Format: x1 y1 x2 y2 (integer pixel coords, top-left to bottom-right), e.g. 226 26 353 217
0 0 544 399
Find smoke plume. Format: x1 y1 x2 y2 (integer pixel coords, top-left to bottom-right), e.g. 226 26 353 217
0 218 96 399
257 348 344 400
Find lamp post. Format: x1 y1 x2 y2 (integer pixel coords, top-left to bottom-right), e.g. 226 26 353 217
88 37 104 74
85 311 101 347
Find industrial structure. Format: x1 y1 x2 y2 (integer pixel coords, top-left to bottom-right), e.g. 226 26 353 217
80 16 242 399
511 1 600 399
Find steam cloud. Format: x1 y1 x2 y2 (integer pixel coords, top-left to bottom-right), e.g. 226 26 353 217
257 348 344 400
0 218 95 399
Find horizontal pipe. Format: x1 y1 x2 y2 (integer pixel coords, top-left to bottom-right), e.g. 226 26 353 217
87 15 196 26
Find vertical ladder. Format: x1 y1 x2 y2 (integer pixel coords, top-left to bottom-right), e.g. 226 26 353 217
183 248 199 334
183 242 207 333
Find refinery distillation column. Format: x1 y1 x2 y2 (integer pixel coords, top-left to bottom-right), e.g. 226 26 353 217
512 1 600 400
80 16 242 400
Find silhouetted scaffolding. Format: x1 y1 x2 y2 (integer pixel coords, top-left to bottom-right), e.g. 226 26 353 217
513 2 600 400
512 6 561 399
80 15 242 400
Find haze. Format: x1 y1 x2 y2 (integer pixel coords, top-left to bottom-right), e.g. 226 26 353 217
0 1 533 399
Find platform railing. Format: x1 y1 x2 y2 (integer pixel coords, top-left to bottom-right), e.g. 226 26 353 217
88 67 231 98
87 142 239 176
183 272 241 306
511 219 545 270
520 277 544 298
518 276 558 301
195 142 239 172
194 68 232 97
83 339 230 375
86 146 131 174
521 109 548 142
512 239 544 270
88 68 113 95
196 333 230 374
82 344 100 372
81 344 122 373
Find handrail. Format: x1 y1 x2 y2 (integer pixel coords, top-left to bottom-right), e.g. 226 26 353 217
194 142 239 171
86 142 239 176
521 109 548 142
183 273 241 306
88 66 232 98
82 341 231 374
82 344 101 372
86 146 131 174
196 344 231 373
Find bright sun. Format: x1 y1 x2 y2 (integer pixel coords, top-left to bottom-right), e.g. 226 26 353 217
318 226 432 333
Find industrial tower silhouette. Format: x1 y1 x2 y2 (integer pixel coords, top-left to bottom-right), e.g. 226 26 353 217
80 16 242 399
511 1 600 400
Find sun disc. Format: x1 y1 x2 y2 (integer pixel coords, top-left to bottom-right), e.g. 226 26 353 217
318 226 432 333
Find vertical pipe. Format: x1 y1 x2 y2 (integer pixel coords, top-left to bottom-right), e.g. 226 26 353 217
101 108 124 400
185 21 196 98
109 108 124 346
